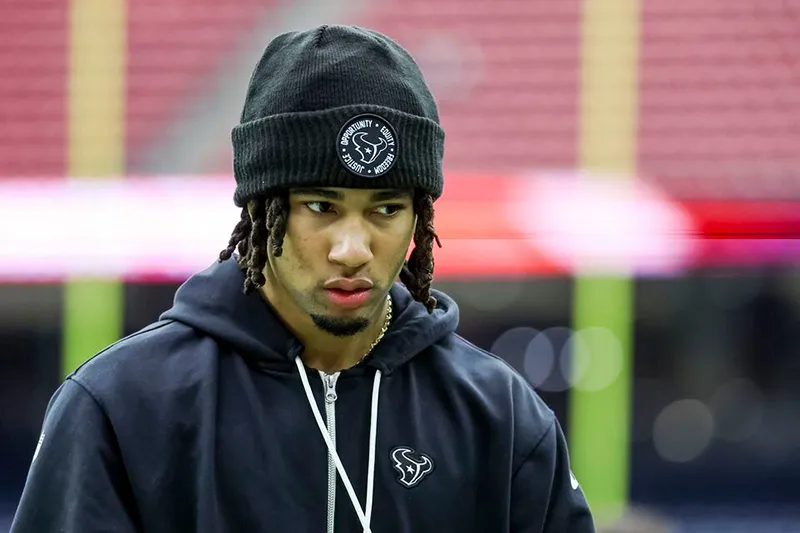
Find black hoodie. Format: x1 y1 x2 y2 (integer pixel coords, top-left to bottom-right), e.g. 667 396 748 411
11 258 595 532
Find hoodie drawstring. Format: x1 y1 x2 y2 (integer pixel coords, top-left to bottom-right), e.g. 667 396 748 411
295 356 381 533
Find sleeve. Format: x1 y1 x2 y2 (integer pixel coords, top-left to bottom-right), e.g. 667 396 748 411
10 378 141 533
510 416 596 533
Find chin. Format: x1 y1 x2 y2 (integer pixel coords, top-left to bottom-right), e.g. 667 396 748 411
310 313 370 337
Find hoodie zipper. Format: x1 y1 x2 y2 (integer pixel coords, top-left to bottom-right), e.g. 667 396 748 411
320 371 340 533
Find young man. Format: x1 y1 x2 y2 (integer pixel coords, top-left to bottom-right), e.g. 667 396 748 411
11 25 595 532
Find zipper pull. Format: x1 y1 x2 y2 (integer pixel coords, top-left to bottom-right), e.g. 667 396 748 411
322 372 339 403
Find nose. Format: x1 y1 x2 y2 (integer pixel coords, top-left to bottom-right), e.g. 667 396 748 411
328 219 373 269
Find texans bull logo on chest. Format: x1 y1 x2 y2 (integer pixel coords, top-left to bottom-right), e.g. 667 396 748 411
391 446 434 488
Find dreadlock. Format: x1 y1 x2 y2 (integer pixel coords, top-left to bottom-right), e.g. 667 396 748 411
399 192 442 312
218 194 289 294
217 191 442 313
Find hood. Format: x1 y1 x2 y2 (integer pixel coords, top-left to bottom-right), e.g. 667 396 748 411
160 257 459 375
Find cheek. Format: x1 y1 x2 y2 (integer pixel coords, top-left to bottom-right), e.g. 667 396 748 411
279 219 321 274
379 216 415 264
402 212 416 247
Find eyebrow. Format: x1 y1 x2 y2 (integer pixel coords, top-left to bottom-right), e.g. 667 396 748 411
293 188 343 200
370 190 412 202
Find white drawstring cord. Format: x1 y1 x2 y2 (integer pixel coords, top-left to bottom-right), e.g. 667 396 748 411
365 370 381 530
295 356 381 533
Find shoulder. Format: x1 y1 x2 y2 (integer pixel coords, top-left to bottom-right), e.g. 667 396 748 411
67 319 219 410
426 332 556 445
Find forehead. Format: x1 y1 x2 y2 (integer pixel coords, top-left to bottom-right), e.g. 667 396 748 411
290 187 413 202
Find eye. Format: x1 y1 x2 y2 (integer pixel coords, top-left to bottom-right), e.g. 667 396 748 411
306 201 335 214
375 204 404 216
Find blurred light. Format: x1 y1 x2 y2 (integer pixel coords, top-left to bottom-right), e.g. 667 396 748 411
0 177 239 282
653 399 715 463
508 172 698 276
566 327 625 392
532 327 572 392
0 175 798 281
522 329 555 389
709 378 764 443
489 327 538 373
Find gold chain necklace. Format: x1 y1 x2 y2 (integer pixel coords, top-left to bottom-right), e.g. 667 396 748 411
355 293 392 367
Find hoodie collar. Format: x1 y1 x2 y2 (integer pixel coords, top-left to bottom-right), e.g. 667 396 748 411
160 258 459 375
160 257 297 363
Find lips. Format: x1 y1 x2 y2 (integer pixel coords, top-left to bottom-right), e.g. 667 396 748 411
323 278 373 291
325 287 372 309
322 278 374 309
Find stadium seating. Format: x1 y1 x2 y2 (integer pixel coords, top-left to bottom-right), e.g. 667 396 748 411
361 1 581 174
638 0 800 198
2 0 800 200
0 0 66 176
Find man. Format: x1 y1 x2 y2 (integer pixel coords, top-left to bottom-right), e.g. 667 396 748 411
11 25 595 532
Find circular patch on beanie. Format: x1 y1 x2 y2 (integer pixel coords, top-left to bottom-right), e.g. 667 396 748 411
337 114 398 178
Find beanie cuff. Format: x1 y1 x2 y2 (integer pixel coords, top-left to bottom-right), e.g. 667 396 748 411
232 104 445 207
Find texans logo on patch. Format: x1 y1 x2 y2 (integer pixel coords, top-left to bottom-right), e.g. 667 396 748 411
337 114 398 178
391 446 434 488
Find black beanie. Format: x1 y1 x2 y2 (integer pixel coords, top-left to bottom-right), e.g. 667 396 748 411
231 25 446 208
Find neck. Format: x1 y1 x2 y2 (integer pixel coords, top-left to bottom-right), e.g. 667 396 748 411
261 284 390 373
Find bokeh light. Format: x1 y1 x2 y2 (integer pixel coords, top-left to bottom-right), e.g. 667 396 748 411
653 399 715 463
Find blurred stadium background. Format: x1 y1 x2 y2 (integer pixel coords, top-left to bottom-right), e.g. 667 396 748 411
2 0 800 531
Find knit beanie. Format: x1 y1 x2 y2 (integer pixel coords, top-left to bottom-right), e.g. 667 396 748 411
231 25 446 207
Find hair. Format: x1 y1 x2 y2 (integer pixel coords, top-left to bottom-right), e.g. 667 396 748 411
218 190 442 313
